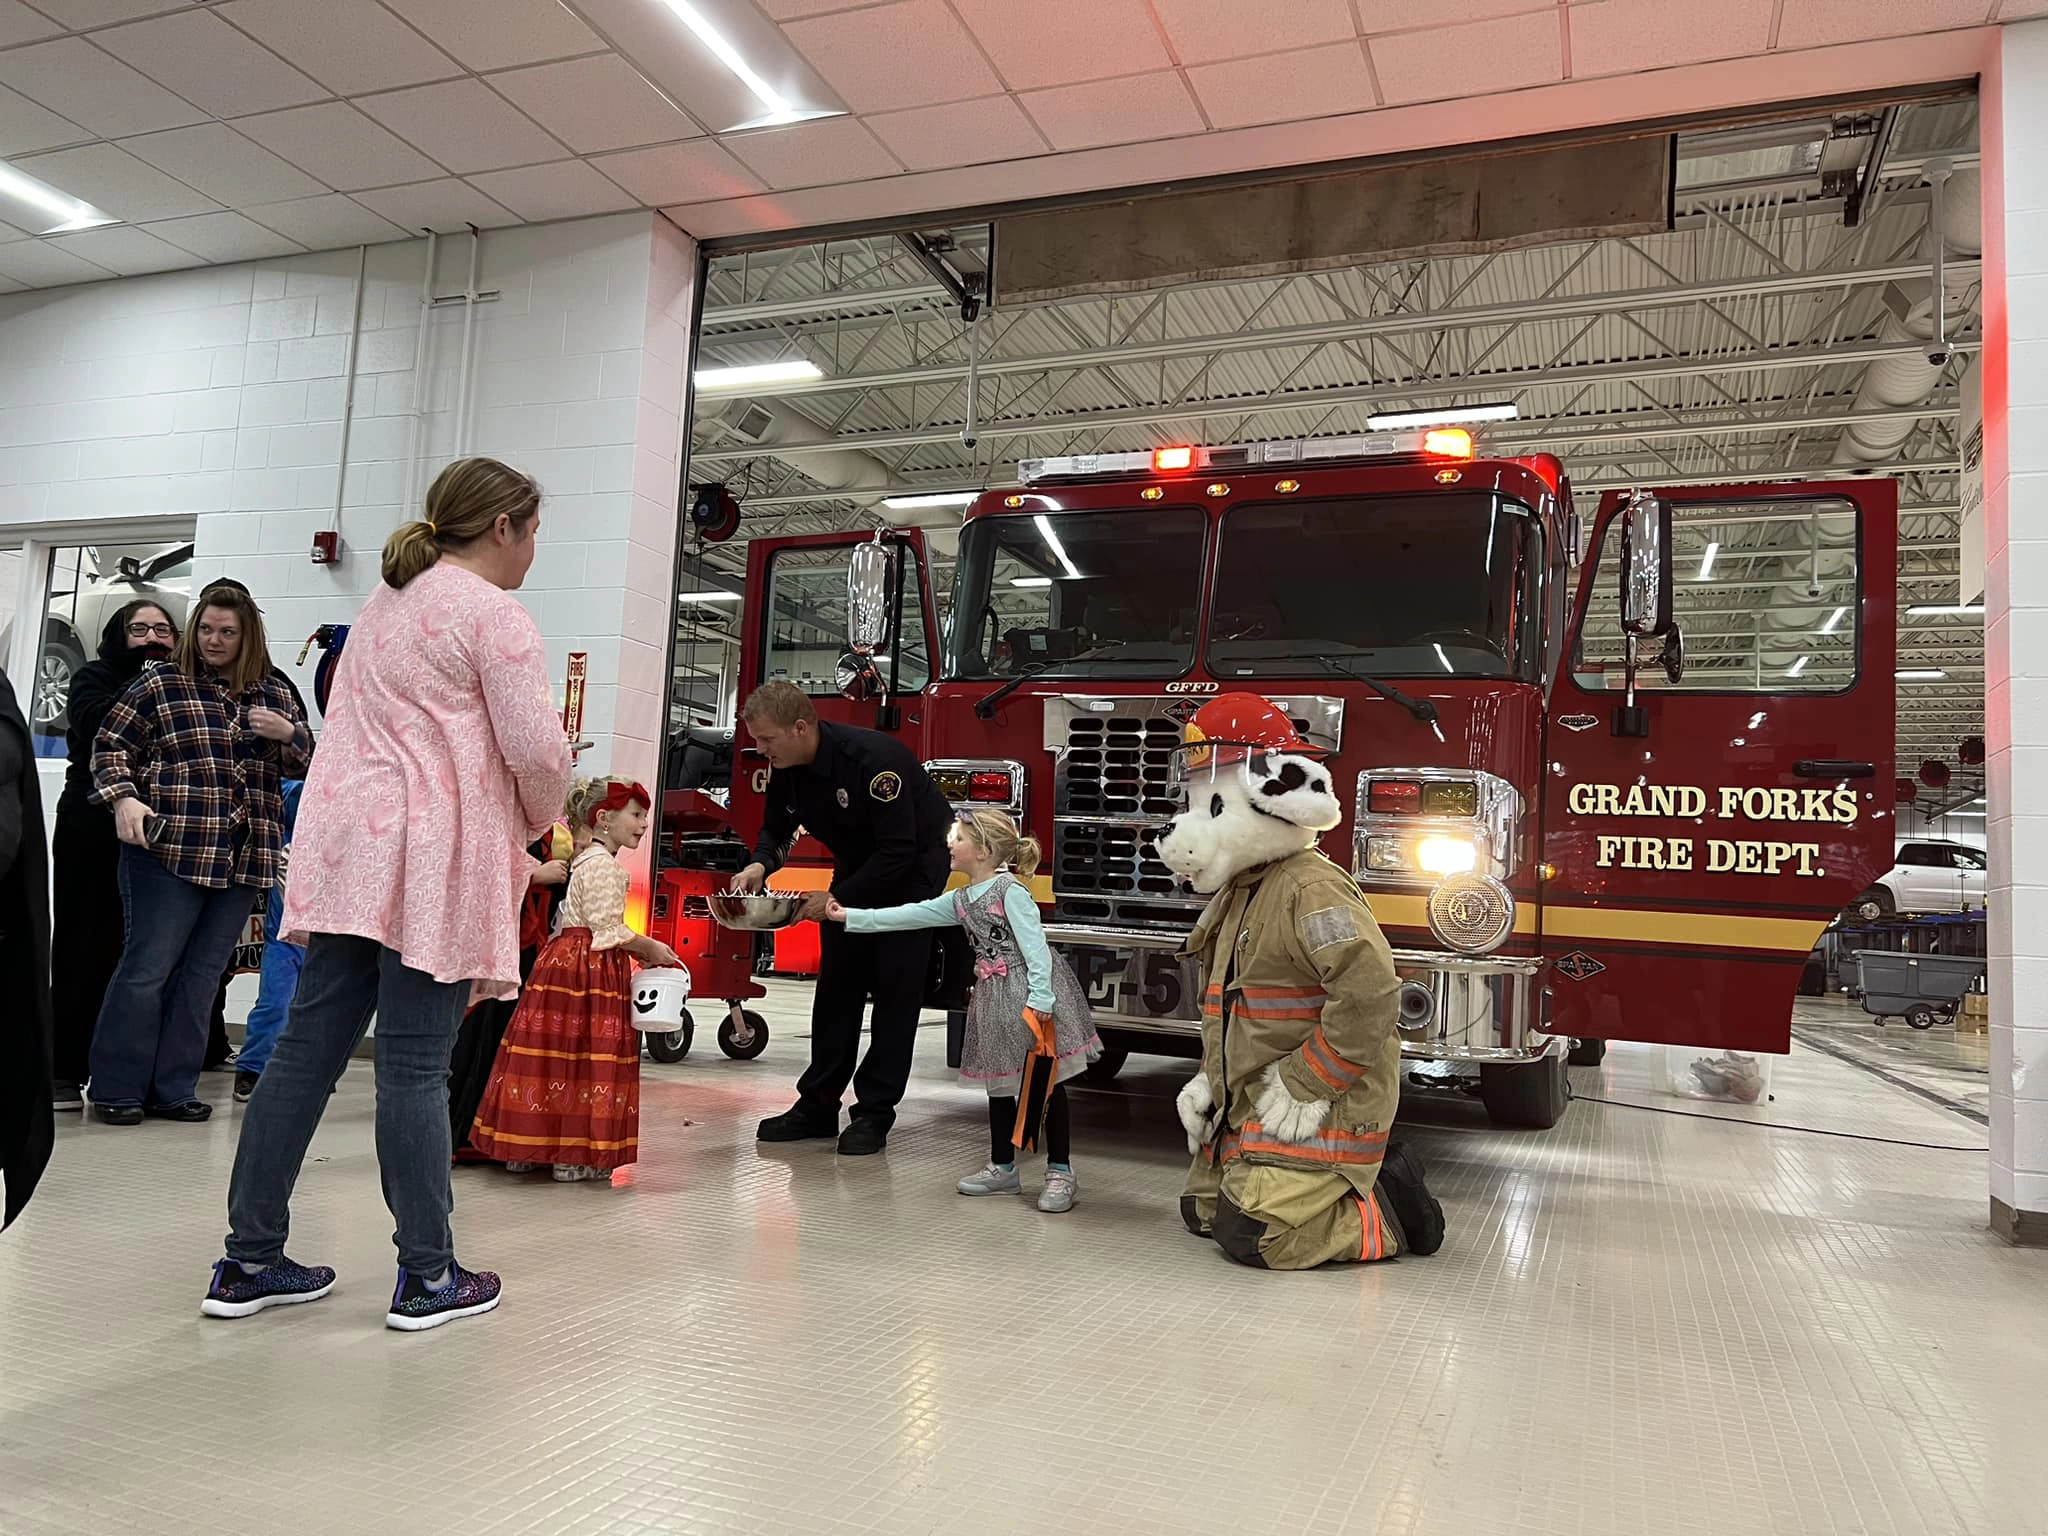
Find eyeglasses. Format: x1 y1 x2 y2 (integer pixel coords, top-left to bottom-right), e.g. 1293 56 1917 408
126 622 175 638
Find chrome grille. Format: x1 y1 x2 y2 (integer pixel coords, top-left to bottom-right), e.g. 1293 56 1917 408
1044 699 1196 927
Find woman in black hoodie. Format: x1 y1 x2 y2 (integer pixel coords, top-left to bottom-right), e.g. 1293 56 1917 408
49 600 178 1110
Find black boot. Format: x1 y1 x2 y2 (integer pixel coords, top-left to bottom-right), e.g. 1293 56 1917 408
756 1105 839 1143
1377 1141 1445 1257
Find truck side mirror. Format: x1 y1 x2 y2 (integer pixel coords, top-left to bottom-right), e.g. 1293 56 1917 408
847 538 896 655
1618 491 1673 638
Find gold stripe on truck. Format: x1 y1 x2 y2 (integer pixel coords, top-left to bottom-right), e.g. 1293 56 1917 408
1540 904 1829 955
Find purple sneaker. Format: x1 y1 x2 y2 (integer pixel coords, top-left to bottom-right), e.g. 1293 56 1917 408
385 1263 502 1332
201 1256 336 1319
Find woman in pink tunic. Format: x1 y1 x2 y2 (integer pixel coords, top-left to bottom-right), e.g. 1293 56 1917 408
206 457 572 1333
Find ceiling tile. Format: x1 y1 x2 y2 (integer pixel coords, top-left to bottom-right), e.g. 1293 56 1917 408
950 0 1170 90
0 38 206 138
721 115 899 191
1019 70 1207 152
1372 10 1561 105
234 103 444 192
1186 40 1375 130
351 177 518 234
0 82 90 158
45 222 197 275
120 123 326 205
1775 0 1989 48
96 11 327 118
0 1 63 48
378 0 604 72
866 94 1048 172
781 0 1003 113
2001 0 2048 16
23 0 193 24
488 55 701 155
0 238 115 286
1569 0 1773 76
0 216 30 241
142 210 307 262
356 79 569 174
754 0 878 14
1149 0 1356 65
217 0 462 96
1356 0 1550 26
14 141 219 220
467 160 639 221
591 140 764 204
243 192 407 247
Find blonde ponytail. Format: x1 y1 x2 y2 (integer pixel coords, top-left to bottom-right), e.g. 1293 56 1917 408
957 809 1039 879
1012 834 1042 881
382 456 542 590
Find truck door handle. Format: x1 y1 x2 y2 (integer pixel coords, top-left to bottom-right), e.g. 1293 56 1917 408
1794 759 1874 779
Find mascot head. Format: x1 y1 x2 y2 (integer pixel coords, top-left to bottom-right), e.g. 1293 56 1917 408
1155 693 1342 893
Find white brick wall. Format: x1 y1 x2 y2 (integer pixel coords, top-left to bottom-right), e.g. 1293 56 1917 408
0 212 694 796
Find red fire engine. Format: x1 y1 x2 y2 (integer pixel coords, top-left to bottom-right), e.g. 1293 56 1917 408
656 428 1896 1128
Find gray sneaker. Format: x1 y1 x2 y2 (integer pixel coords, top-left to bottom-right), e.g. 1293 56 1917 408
957 1161 1021 1196
1038 1168 1078 1213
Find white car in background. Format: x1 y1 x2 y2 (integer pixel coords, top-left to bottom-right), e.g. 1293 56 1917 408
0 542 193 735
1848 839 1988 922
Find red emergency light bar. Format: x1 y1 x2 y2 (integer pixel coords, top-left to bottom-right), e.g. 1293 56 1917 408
1020 429 1478 485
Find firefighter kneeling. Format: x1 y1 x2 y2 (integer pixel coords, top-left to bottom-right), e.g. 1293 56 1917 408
1157 694 1445 1269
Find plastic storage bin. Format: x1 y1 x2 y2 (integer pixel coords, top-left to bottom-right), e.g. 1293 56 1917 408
1656 1044 1780 1104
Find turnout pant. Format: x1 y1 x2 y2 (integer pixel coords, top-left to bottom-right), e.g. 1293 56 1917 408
1181 1155 1405 1269
795 922 931 1131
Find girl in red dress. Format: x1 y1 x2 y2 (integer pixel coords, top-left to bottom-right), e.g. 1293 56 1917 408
470 778 679 1182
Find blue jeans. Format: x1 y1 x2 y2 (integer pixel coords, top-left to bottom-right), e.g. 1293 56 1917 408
226 934 471 1276
236 885 303 1077
89 846 259 1110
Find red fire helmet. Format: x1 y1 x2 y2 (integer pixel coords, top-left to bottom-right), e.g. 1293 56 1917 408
1182 692 1326 769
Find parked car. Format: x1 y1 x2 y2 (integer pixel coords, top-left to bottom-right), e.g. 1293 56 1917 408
0 542 193 736
1848 839 1987 922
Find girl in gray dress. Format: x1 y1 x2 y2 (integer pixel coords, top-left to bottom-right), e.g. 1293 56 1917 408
827 810 1100 1212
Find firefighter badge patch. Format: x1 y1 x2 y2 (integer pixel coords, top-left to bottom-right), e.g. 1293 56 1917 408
869 771 902 803
836 788 849 808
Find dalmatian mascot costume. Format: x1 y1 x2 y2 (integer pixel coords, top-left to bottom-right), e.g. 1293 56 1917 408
1157 693 1444 1269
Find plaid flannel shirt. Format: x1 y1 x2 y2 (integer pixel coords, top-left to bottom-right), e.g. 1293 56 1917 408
91 660 312 891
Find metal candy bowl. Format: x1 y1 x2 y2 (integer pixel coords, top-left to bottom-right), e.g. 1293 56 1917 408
708 891 807 930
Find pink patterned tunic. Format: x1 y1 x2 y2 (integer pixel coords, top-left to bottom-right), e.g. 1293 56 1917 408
281 561 572 1001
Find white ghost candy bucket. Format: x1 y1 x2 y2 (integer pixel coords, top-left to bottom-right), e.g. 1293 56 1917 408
629 966 693 1031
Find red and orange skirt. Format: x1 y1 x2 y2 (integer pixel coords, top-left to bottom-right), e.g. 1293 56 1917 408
469 927 640 1171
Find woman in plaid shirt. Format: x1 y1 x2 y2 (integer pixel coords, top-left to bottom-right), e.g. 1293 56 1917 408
88 586 309 1127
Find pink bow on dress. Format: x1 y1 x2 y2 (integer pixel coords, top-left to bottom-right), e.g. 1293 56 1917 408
975 957 1009 981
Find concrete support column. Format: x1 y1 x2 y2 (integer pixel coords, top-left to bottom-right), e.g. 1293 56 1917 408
1982 18 2048 1244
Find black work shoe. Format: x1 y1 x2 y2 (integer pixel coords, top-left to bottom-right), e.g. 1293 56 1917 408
234 1071 260 1104
836 1119 888 1156
94 1104 143 1127
756 1106 838 1143
145 1100 214 1124
52 1081 83 1112
1378 1141 1446 1257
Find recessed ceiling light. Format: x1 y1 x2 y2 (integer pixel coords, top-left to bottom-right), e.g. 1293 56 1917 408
1367 403 1519 430
652 0 845 130
695 359 823 389
0 158 118 236
882 491 978 510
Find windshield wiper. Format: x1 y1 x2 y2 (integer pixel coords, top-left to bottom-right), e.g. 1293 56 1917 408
974 638 1127 719
1255 653 1443 736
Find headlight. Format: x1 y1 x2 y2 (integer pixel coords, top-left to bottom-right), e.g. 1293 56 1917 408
1428 874 1515 953
1415 835 1478 876
1366 836 1408 872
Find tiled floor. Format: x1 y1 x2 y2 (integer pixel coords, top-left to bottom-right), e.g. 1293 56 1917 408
3 982 2043 1536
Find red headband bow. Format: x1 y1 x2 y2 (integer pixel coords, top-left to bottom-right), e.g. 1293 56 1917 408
595 781 650 816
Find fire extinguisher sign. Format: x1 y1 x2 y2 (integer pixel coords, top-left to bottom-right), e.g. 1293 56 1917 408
562 652 588 739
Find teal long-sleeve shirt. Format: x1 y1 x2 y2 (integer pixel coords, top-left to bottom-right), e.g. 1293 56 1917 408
844 876 1055 1011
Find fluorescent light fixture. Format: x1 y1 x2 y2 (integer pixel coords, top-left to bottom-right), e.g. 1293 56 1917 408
1786 655 1810 678
1698 542 1718 580
1011 576 1054 588
694 359 823 389
882 491 978 511
1367 402 1519 430
1034 514 1080 579
652 0 841 129
1821 605 1848 634
676 590 743 603
0 157 118 235
1896 668 1947 680
1906 604 1984 617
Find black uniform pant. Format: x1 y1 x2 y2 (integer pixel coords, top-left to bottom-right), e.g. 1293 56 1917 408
48 803 123 1087
796 922 931 1130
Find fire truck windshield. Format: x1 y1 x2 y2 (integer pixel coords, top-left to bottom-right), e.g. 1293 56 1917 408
1208 492 1541 681
944 507 1206 679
